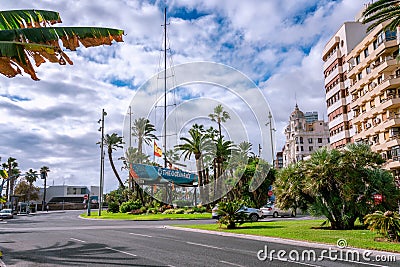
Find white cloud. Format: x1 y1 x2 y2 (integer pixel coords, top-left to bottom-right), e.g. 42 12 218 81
0 0 367 193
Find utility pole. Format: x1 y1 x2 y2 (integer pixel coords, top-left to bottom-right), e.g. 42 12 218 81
266 111 275 166
98 109 107 216
163 7 168 169
128 106 132 148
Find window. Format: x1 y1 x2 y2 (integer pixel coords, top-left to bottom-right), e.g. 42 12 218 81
301 146 304 151
318 138 323 143
366 65 371 74
385 30 396 41
296 146 299 151
364 48 369 58
309 146 313 151
355 55 361 65
308 138 313 144
300 137 303 144
357 72 363 80
373 40 378 49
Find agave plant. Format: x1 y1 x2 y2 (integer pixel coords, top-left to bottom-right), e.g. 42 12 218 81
0 9 123 80
364 210 400 241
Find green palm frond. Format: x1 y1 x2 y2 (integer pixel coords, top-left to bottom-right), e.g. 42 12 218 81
362 0 400 32
0 9 124 80
0 10 61 30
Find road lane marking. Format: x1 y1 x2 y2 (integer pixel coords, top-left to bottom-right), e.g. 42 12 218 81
70 238 86 243
105 247 137 257
186 241 223 250
129 232 153 238
219 260 245 267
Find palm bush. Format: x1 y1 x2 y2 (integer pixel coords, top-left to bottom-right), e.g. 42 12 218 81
364 211 400 241
216 200 247 229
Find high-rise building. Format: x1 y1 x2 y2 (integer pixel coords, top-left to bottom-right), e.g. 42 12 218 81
324 4 400 181
282 105 330 167
322 19 368 149
304 111 319 123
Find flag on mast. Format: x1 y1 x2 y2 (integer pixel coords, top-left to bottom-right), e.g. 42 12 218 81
154 141 162 157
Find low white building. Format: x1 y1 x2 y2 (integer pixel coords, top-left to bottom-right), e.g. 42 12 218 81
37 185 99 204
282 105 330 167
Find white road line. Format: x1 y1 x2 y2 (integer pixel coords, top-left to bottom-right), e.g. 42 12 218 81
70 238 86 243
219 260 245 267
186 241 223 250
129 232 153 238
105 247 137 257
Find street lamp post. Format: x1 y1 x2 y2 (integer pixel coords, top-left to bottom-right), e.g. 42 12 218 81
98 109 107 216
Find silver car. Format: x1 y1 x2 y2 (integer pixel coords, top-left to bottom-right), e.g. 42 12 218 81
212 205 263 222
260 204 296 218
0 209 13 219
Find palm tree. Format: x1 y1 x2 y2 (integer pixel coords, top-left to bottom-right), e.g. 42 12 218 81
40 166 50 211
132 118 158 162
104 133 125 189
25 169 38 205
0 9 123 80
175 126 213 202
208 104 231 139
119 147 150 190
364 210 400 241
362 0 400 61
2 157 19 202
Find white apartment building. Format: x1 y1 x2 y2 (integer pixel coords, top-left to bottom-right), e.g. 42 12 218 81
282 105 330 167
323 19 368 149
324 4 400 181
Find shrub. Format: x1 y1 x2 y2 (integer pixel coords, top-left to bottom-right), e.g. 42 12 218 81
364 210 400 241
163 209 175 214
174 208 185 214
185 208 195 214
147 207 158 214
216 200 247 229
193 206 207 213
120 200 142 213
107 202 120 213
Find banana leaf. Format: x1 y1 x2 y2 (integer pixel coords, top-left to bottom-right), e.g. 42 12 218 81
0 10 61 30
0 9 124 80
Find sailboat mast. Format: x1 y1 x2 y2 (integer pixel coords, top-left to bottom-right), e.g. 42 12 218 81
163 7 167 168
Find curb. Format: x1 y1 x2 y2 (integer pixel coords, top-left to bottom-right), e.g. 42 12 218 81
163 225 400 259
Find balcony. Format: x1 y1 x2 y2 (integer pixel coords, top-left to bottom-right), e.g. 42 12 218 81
386 135 400 148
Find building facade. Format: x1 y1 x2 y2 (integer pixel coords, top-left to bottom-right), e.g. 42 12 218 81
322 19 369 149
282 105 330 167
38 185 99 204
324 4 400 180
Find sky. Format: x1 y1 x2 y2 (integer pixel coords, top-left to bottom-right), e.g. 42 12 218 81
0 0 369 193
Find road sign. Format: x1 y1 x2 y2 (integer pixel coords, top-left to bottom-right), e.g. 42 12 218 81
83 194 88 200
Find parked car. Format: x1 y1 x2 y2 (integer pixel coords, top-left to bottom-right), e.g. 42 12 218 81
0 209 14 219
212 204 263 222
260 203 296 218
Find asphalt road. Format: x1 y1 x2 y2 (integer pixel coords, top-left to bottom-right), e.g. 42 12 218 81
0 210 399 267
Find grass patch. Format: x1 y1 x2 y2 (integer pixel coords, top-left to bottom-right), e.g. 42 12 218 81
80 211 211 220
178 220 400 253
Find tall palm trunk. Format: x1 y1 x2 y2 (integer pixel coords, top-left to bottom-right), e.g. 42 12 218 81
195 155 204 203
108 147 125 189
